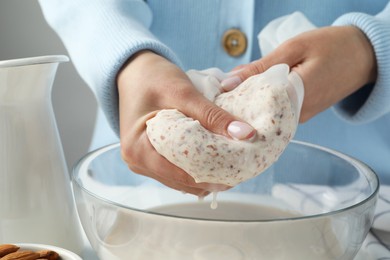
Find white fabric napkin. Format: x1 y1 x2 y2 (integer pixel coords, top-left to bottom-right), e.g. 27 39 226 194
356 185 390 259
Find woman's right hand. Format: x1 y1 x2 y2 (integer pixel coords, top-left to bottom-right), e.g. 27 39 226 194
117 51 255 196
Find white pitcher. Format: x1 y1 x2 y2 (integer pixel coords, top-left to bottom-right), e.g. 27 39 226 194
0 55 83 253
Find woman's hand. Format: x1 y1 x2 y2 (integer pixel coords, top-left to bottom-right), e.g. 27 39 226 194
117 51 255 195
221 26 377 122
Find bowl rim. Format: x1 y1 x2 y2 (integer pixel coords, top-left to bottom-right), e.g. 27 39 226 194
72 140 380 223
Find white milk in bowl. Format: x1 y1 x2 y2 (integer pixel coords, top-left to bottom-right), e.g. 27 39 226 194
151 201 299 221
79 189 348 260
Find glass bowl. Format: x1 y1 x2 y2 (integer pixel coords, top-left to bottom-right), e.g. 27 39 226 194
72 141 379 260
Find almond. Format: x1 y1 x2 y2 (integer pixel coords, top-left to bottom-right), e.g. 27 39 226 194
1 250 40 260
36 250 59 260
0 244 20 257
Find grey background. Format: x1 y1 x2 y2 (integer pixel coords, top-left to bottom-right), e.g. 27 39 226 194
0 1 97 170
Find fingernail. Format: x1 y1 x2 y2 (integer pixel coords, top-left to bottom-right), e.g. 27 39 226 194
227 121 256 140
221 76 242 91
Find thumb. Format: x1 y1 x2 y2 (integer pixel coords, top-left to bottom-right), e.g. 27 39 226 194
183 92 256 140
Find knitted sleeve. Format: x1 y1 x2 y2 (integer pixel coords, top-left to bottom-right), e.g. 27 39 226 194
38 0 181 135
332 3 390 124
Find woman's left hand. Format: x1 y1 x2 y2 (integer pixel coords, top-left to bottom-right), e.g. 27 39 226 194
221 26 377 122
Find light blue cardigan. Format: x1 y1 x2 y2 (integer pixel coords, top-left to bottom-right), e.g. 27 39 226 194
38 0 390 182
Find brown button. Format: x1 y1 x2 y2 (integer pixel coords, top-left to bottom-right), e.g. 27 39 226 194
222 28 247 57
